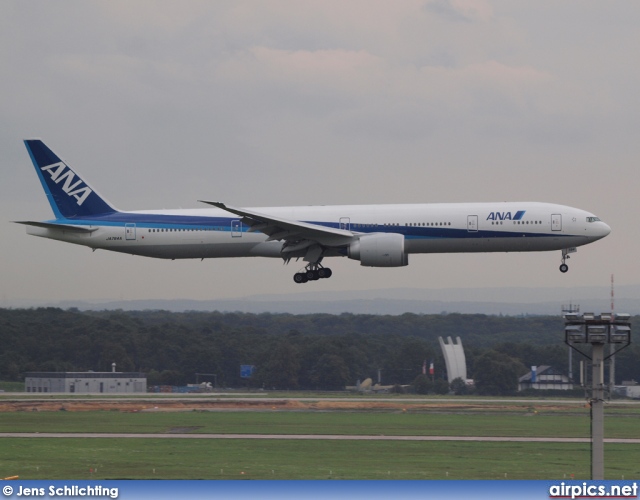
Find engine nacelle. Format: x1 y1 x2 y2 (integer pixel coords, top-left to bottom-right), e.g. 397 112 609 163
348 233 408 267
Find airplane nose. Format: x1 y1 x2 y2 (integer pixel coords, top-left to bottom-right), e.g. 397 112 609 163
599 222 611 238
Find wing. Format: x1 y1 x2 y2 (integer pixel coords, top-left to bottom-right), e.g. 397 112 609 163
198 201 355 261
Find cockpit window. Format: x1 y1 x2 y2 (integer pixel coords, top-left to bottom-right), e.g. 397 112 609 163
586 217 601 223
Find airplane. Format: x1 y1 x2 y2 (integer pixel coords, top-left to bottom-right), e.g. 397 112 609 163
17 139 611 284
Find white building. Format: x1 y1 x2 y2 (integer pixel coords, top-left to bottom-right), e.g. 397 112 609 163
615 381 640 399
438 336 467 383
25 372 146 394
518 366 572 391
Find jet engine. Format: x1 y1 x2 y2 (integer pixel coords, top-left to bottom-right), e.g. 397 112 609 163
348 233 408 267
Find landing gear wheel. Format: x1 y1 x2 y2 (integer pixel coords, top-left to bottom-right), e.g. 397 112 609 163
293 273 308 283
306 270 320 281
559 248 572 274
318 268 332 279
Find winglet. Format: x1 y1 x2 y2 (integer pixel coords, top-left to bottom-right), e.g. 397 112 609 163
198 200 240 215
198 200 225 208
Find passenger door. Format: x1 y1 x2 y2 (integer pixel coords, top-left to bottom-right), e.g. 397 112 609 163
125 223 136 240
467 215 478 232
231 220 242 237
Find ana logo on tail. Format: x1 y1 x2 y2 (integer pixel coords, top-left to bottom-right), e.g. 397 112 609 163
40 162 93 206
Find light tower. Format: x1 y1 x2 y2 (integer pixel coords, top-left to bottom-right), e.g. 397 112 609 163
564 312 632 479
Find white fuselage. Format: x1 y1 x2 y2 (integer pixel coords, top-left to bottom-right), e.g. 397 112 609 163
26 201 611 261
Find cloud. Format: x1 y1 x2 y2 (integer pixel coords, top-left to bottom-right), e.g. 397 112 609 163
425 0 493 23
211 43 568 141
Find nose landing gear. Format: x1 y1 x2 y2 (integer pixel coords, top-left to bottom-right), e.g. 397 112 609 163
559 248 574 273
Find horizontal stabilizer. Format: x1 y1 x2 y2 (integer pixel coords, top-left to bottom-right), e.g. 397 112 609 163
14 221 99 233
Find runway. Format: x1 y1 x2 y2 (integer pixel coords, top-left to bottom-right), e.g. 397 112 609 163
1 433 639 443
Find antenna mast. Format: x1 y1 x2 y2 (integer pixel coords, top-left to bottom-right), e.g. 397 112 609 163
609 274 616 393
611 274 615 318
562 302 580 383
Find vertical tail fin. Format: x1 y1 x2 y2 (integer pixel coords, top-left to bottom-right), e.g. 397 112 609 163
24 140 117 219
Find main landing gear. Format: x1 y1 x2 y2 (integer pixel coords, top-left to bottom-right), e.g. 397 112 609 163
293 264 333 284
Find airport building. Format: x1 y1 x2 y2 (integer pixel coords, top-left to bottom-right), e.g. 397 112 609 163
518 366 572 391
24 372 147 394
614 381 640 399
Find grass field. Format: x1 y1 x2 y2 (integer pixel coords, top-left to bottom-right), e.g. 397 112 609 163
0 382 23 392
1 409 639 438
2 437 639 480
0 407 639 479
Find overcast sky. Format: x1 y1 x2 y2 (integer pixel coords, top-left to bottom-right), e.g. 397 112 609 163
1 1 638 304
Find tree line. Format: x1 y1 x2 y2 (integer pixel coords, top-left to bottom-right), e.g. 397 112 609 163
0 308 637 395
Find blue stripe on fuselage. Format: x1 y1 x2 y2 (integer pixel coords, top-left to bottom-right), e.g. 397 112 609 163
402 229 560 239
45 213 569 240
